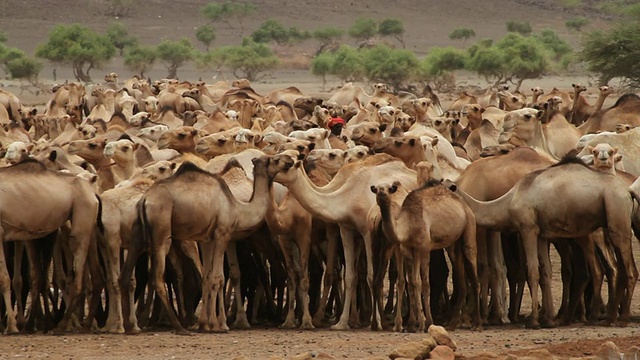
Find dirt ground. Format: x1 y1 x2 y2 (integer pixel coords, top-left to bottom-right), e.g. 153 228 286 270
1 0 639 359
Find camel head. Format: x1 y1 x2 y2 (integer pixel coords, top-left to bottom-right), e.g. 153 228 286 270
138 124 169 142
615 123 636 134
277 140 315 157
480 144 517 158
68 137 109 163
4 141 33 165
158 126 200 153
322 101 345 118
572 83 587 94
141 160 176 181
351 121 387 147
77 124 97 140
293 97 324 113
232 78 251 88
270 152 301 184
599 85 615 98
104 72 119 83
416 161 435 185
589 143 619 171
312 105 331 127
143 96 159 113
462 104 485 129
306 149 346 175
234 129 261 151
531 86 544 97
196 131 236 157
344 145 371 163
502 108 542 132
372 83 389 95
395 111 415 132
372 135 423 160
370 181 402 208
498 90 526 111
104 138 138 162
377 106 399 125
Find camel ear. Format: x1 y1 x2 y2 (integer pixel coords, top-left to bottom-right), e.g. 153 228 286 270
614 153 623 163
297 153 306 160
49 150 58 162
480 108 485 114
408 138 416 147
431 137 439 146
307 142 316 151
389 183 398 194
613 147 619 154
379 124 388 133
170 162 177 170
370 185 377 194
89 174 98 184
191 129 198 136
587 145 594 154
294 160 302 169
536 110 545 119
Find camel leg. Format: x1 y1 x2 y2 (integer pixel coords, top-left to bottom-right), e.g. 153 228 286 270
374 242 395 331
294 226 314 329
537 238 555 328
385 255 397 315
520 225 541 329
99 227 124 333
177 241 202 324
605 229 638 325
475 227 489 323
12 241 26 329
313 224 338 327
594 233 617 321
167 246 188 324
486 230 508 325
445 245 465 331
0 236 19 334
120 247 142 334
416 250 429 332
226 243 250 329
211 234 231 333
566 239 589 323
462 211 482 331
361 229 381 331
393 248 405 332
553 241 572 324
331 227 355 330
404 251 420 332
278 235 299 329
24 241 45 333
197 241 215 332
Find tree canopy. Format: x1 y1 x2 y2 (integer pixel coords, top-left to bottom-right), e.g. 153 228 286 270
362 45 418 90
449 28 476 45
155 38 195 79
565 16 589 32
201 1 256 33
201 40 279 81
36 24 116 82
506 20 532 36
105 22 138 56
195 24 216 50
348 18 378 42
124 45 156 78
251 19 311 46
378 19 405 48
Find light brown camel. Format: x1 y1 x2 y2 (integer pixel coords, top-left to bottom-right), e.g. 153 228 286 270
0 159 100 334
270 153 417 330
446 154 638 328
68 136 122 193
578 91 640 134
571 85 615 127
530 87 545 105
539 87 573 118
455 146 553 324
371 180 481 331
131 156 277 334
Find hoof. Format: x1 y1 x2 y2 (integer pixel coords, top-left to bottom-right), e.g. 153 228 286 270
125 328 141 335
4 327 20 335
613 320 629 328
211 326 229 334
299 321 315 330
231 318 251 330
175 328 193 336
279 321 297 329
526 320 541 330
330 322 350 331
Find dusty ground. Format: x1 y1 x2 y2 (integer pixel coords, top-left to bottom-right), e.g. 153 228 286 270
1 1 639 359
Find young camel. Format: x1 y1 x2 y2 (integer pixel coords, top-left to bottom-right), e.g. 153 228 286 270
127 156 277 334
445 154 638 328
371 180 482 331
270 153 417 330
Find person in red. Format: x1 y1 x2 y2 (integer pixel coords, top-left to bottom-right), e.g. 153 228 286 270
327 117 345 136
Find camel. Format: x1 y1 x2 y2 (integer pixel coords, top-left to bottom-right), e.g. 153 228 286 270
327 82 372 106
530 87 545 105
616 123 636 133
454 146 553 324
0 89 24 123
570 85 615 127
445 154 638 328
463 120 500 161
578 92 640 134
350 122 386 147
270 152 417 330
128 156 278 333
227 98 262 129
497 90 526 111
371 180 481 331
539 87 573 118
157 126 202 154
0 159 100 334
266 86 305 105
448 92 478 112
576 127 640 177
462 105 506 130
68 136 123 192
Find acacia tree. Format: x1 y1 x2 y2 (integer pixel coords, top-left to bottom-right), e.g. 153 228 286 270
106 22 138 56
330 45 364 82
449 28 476 46
204 40 279 81
420 47 467 89
251 19 311 46
313 27 344 55
124 45 156 78
362 45 418 90
195 24 216 50
348 18 378 44
36 24 116 82
156 39 195 79
378 18 405 48
506 20 532 36
311 52 333 91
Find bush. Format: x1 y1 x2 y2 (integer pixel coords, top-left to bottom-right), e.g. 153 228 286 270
195 24 216 50
311 52 334 90
330 45 364 82
156 39 195 79
348 18 378 42
362 45 418 90
506 20 532 36
204 40 279 81
106 22 138 56
421 47 467 77
124 45 156 78
378 18 405 48
449 28 476 44
565 16 589 32
7 57 42 83
251 19 311 46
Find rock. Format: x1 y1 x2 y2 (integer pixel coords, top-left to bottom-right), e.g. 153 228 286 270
366 357 388 360
427 325 458 351
428 345 455 360
523 349 556 359
388 341 431 360
232 357 251 360
315 353 336 360
596 341 620 360
292 352 316 360
421 335 438 350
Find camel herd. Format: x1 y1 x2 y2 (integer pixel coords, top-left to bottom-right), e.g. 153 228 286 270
0 73 639 336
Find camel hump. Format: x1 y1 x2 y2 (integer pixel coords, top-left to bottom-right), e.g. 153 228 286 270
551 149 587 168
174 161 210 177
612 93 640 108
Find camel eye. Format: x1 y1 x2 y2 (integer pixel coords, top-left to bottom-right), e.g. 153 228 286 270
122 146 130 151
88 143 97 149
178 133 187 138
369 128 377 133
159 167 166 172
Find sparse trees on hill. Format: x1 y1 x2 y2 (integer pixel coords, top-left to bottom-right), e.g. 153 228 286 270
36 24 116 82
348 18 378 43
506 20 532 36
565 16 589 32
251 19 311 46
311 52 333 91
378 19 406 48
420 46 467 88
313 27 344 55
362 45 418 90
449 28 476 45
201 1 257 34
200 39 279 81
155 39 195 79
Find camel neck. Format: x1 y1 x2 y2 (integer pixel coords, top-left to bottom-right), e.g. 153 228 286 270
236 166 271 230
454 186 514 230
285 166 348 223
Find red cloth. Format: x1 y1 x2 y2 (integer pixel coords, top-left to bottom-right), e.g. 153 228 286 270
328 117 345 128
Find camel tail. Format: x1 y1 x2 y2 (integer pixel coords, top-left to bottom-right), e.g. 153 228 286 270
137 197 151 246
630 190 640 240
95 194 104 234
